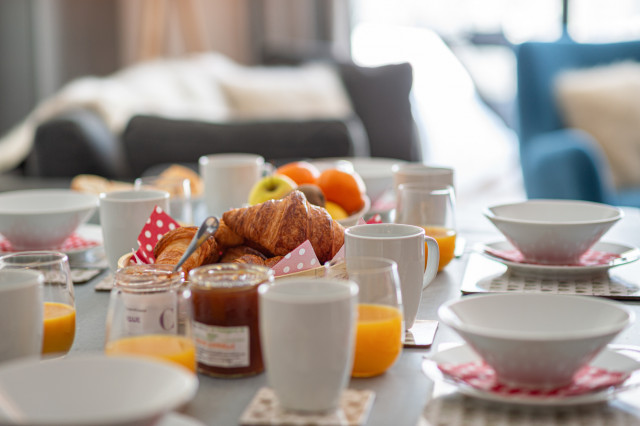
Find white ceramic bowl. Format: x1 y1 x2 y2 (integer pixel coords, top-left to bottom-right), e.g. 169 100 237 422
0 189 98 250
0 354 198 426
337 195 371 228
439 293 633 389
483 199 623 265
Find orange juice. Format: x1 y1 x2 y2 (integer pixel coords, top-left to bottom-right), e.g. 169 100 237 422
422 226 456 271
42 302 76 355
105 334 197 373
352 304 403 378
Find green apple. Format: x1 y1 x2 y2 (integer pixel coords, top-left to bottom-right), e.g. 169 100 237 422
248 174 297 205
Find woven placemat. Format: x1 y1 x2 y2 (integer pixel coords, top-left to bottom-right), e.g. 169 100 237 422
461 252 640 300
239 387 375 426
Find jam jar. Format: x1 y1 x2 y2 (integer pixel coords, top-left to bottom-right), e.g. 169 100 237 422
188 263 274 378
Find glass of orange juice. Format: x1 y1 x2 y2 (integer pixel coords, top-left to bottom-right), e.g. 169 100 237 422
396 183 457 271
104 264 196 373
0 251 76 357
327 256 404 378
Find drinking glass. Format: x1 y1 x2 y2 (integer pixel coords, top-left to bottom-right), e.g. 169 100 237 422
325 256 404 377
104 264 196 373
134 175 193 225
396 183 457 271
0 251 76 357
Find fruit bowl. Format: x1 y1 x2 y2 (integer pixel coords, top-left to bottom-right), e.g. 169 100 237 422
337 195 370 228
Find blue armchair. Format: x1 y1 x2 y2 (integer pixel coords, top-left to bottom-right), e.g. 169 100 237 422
516 39 640 207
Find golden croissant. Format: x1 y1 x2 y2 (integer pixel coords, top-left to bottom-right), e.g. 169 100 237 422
154 226 220 274
222 190 344 264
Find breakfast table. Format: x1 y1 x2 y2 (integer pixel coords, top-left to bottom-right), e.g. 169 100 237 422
64 204 640 425
3 175 640 425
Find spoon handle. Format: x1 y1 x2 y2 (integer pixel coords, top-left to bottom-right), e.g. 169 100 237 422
173 216 220 272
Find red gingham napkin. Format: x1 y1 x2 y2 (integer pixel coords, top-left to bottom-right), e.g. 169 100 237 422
132 206 180 264
485 247 620 266
0 233 99 253
439 361 629 398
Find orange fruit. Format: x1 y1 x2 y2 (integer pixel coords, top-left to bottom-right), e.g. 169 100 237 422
316 168 366 215
275 161 320 185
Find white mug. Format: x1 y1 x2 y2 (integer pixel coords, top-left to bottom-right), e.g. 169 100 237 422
259 279 358 414
392 164 454 193
199 153 271 218
99 190 170 272
345 223 439 329
0 270 44 363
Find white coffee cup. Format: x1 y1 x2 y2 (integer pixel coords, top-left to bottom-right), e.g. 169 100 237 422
199 153 271 217
392 164 454 193
259 279 358 414
0 270 44 363
99 190 170 272
345 223 439 329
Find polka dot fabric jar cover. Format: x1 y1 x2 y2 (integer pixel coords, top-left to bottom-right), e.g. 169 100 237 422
134 206 180 264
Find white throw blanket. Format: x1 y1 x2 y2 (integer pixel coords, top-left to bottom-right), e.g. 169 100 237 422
0 52 353 173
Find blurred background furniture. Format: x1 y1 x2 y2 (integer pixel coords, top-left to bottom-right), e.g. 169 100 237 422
516 38 640 207
25 59 420 180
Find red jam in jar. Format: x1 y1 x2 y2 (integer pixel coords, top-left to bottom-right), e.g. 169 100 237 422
189 263 274 378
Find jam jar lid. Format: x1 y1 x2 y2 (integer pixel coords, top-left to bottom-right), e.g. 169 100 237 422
115 264 184 292
188 263 274 289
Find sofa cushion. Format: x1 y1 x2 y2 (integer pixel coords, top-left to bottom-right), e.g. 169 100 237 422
555 61 640 189
218 63 353 120
338 62 420 161
122 115 369 178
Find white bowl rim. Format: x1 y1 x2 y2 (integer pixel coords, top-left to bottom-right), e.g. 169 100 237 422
483 199 623 225
438 293 634 341
0 353 198 425
337 194 371 227
0 189 98 215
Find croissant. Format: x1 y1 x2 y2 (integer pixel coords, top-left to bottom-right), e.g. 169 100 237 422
154 227 220 274
214 219 244 249
222 190 344 264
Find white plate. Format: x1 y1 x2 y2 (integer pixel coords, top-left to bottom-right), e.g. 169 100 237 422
480 241 640 278
423 344 640 406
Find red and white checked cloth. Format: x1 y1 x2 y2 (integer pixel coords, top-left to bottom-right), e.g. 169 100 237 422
0 233 99 253
439 361 629 398
485 247 620 267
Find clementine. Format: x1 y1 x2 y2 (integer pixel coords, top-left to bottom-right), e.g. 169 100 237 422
275 161 320 185
316 168 366 215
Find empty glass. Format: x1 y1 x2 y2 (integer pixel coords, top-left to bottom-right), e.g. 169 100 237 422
134 175 193 225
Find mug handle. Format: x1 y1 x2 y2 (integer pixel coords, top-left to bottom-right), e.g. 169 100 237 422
422 236 440 290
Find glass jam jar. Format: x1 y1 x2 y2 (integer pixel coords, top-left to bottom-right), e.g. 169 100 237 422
105 264 196 373
188 263 274 378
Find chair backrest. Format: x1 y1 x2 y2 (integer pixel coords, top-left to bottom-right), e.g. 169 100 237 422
516 39 640 147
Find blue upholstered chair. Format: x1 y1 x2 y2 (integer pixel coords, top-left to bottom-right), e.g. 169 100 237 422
516 39 640 207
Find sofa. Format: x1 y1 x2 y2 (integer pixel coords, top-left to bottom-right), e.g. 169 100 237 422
24 58 421 180
516 38 640 207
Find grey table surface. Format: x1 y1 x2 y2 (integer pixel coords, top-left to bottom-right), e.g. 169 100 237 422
4 175 640 425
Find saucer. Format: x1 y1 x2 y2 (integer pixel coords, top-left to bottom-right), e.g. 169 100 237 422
480 241 640 278
423 344 640 406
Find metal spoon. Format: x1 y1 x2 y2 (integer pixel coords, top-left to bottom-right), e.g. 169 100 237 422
173 216 220 272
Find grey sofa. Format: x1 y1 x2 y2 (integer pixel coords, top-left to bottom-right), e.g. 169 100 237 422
25 61 421 180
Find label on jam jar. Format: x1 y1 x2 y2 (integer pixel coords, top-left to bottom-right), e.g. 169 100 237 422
122 292 177 335
193 322 250 367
